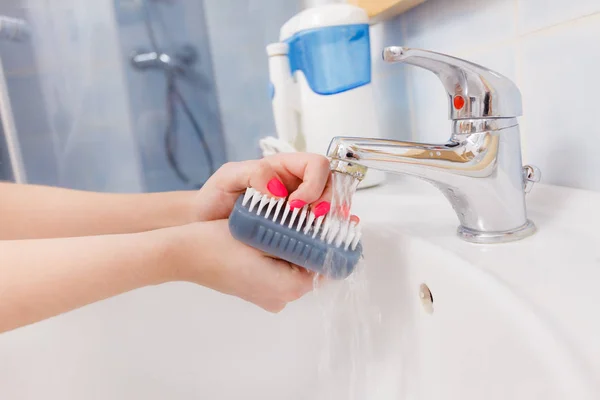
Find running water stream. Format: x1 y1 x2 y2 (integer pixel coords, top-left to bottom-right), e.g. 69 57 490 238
312 171 381 400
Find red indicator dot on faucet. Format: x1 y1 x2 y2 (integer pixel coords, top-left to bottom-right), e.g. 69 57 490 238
453 95 465 110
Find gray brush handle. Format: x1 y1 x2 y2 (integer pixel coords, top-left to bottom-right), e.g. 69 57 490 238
228 196 362 279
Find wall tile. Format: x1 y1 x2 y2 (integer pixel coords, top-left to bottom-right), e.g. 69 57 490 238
459 43 519 85
203 0 299 162
520 13 600 190
17 134 60 186
518 0 600 34
59 126 144 193
42 60 142 192
114 0 226 192
371 69 413 141
371 17 412 141
3 73 59 185
401 0 516 55
391 0 519 144
404 66 450 143
4 73 52 139
370 17 404 77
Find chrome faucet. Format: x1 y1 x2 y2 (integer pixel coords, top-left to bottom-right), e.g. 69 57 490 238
328 46 541 244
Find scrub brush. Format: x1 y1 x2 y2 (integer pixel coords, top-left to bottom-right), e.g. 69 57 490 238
228 188 363 279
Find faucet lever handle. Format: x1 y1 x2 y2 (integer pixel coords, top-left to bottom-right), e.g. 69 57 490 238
383 46 522 120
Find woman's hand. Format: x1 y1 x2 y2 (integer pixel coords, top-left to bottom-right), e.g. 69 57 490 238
194 153 334 222
162 220 315 313
0 154 343 332
168 153 343 312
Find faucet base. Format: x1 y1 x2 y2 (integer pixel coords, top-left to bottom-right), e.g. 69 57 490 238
457 220 537 244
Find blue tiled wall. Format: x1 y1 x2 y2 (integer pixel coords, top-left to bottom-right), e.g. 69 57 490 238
114 0 227 192
202 0 299 161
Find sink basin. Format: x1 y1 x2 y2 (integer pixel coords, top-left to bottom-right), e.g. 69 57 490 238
0 176 599 399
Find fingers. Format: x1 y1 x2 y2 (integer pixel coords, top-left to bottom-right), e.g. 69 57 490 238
283 155 331 206
205 153 334 221
262 153 333 218
248 160 289 199
310 174 333 217
216 154 332 203
259 258 315 313
197 160 288 221
213 160 289 199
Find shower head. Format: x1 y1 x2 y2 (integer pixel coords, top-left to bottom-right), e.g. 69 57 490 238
130 45 198 74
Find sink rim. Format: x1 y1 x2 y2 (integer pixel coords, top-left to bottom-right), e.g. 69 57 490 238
352 176 600 393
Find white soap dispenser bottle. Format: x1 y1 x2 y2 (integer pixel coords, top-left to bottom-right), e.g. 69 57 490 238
262 3 385 189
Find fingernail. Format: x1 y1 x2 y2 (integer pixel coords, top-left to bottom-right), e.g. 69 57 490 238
338 203 351 218
289 199 307 209
267 178 288 197
313 201 331 217
350 215 360 224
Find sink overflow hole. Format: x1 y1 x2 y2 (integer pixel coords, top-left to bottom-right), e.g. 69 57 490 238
419 283 434 314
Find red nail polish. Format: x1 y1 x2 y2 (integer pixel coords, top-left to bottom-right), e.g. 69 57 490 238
338 203 351 218
267 178 288 197
289 199 307 209
313 201 331 217
350 215 360 224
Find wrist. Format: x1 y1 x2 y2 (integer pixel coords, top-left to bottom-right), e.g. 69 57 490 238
149 222 210 284
168 190 198 226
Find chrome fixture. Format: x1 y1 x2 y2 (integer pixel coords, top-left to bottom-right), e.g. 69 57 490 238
130 44 198 76
328 46 541 244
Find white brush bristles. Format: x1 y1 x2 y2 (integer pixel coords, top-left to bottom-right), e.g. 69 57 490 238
240 188 361 250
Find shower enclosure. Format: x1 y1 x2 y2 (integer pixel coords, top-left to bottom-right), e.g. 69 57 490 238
0 0 227 192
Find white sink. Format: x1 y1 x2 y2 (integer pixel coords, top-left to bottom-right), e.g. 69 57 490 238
1 176 599 399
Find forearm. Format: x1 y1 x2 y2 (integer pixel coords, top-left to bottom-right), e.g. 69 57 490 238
0 182 195 239
0 229 175 333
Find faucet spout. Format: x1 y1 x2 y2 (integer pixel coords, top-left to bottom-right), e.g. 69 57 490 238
328 135 496 179
327 119 537 243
